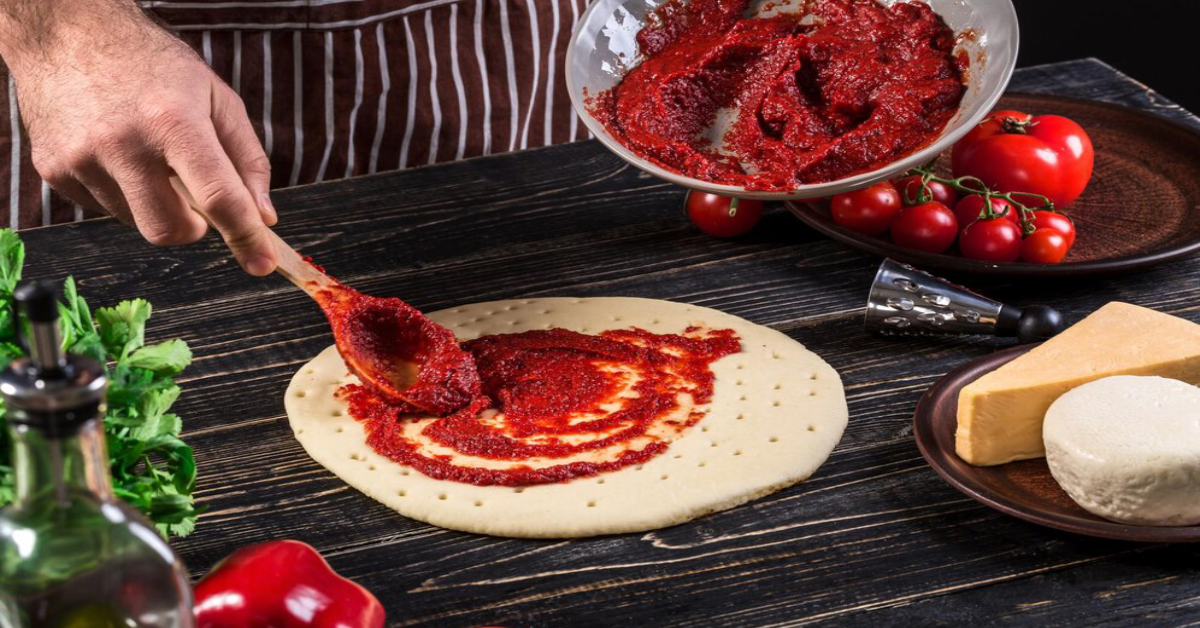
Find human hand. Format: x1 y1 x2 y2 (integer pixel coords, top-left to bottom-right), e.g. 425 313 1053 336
0 0 278 275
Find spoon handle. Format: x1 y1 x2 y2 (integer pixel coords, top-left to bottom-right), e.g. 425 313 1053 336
169 176 334 297
264 229 335 296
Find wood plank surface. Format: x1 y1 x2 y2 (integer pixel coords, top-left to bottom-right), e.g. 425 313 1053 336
17 58 1200 627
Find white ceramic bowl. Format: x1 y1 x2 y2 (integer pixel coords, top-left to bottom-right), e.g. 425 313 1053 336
566 0 1019 200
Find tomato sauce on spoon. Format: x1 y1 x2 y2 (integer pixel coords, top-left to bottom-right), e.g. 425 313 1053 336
264 232 480 415
315 281 480 415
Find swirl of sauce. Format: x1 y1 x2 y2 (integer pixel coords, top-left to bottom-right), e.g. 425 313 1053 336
342 326 742 486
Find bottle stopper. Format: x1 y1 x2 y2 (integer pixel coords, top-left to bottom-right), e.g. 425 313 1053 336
865 259 1066 343
0 280 106 437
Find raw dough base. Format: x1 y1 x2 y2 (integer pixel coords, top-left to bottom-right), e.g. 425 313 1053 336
285 297 848 538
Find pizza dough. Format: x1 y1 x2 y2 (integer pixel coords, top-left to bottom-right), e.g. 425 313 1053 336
285 297 848 537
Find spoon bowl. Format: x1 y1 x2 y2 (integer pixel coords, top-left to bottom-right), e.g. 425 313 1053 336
306 274 479 414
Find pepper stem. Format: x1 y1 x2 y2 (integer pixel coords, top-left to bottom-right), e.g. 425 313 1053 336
728 197 740 218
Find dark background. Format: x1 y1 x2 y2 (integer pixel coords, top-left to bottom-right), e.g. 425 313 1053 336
1012 1 1197 111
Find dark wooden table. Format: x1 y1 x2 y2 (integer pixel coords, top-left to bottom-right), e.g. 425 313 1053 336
20 58 1200 627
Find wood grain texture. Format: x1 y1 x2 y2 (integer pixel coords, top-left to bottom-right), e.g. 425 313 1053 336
15 59 1200 627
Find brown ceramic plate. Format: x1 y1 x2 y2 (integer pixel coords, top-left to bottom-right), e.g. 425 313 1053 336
786 93 1200 276
914 344 1200 542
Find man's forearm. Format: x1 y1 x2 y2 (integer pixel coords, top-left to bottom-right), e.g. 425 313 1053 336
0 0 144 71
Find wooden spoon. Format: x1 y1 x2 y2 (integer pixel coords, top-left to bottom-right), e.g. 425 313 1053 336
170 178 480 413
264 230 426 397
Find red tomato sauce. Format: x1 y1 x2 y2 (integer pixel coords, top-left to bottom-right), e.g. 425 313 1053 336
317 284 481 415
341 327 742 486
588 0 965 190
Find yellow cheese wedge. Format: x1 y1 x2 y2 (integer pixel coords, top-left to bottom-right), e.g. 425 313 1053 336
955 302 1200 466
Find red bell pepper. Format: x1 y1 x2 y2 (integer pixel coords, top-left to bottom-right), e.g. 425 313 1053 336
193 540 385 628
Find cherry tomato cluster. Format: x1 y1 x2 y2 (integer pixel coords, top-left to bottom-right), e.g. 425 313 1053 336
826 109 1093 264
828 176 1076 263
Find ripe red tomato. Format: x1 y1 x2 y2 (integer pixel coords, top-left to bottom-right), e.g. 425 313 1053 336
685 192 763 238
894 175 959 208
1029 210 1076 247
1021 228 1070 263
829 183 902 236
958 218 1023 262
951 110 1094 209
889 202 958 253
952 194 1018 227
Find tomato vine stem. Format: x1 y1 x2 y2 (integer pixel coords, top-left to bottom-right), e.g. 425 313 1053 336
907 166 1057 234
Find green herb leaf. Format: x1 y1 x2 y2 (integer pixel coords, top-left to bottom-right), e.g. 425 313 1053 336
148 492 192 518
68 332 107 367
0 341 21 373
159 514 197 538
0 305 13 344
0 468 12 505
62 276 96 336
126 340 192 377
130 408 182 442
0 230 24 297
106 364 175 412
95 299 152 360
0 230 200 537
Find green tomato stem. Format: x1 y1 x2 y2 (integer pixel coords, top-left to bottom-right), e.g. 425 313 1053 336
995 114 1037 135
908 166 1056 234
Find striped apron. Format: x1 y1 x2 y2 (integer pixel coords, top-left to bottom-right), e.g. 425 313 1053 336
0 0 590 229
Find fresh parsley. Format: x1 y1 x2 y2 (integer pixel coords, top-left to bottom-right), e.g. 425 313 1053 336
0 229 201 537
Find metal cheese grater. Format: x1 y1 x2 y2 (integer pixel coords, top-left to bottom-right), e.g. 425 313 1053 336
865 259 1066 343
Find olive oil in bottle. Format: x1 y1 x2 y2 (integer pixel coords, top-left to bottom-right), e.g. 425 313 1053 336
0 282 194 628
